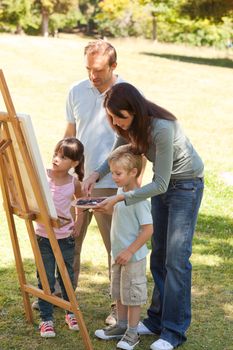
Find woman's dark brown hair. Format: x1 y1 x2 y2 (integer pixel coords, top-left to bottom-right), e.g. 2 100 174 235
54 138 85 181
104 83 176 154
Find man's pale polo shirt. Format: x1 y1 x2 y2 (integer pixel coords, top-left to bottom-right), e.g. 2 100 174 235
66 76 124 188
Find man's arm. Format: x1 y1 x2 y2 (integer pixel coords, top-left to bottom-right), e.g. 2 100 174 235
64 122 76 138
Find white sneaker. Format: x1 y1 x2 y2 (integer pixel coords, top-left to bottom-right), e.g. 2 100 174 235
95 324 127 340
150 339 173 350
116 331 140 349
137 321 154 335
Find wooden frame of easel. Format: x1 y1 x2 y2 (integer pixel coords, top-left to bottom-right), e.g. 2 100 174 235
0 70 93 350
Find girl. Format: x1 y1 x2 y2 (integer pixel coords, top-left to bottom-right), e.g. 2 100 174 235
83 83 204 350
35 137 84 338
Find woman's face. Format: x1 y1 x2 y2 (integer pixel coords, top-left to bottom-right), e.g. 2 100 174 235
106 108 134 130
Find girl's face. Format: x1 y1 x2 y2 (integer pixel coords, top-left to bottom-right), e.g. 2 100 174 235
52 151 77 172
106 108 134 130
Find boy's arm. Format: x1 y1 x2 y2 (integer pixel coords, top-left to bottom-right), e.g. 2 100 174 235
115 223 153 265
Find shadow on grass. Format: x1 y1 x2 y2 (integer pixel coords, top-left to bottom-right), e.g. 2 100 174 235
193 213 233 260
147 212 233 253
140 52 233 68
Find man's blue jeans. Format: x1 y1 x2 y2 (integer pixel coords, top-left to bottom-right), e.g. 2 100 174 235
37 235 75 322
144 178 204 347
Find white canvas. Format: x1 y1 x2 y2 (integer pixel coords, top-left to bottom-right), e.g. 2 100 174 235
8 113 57 219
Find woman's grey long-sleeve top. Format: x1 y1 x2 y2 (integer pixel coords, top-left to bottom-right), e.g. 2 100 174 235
96 118 204 206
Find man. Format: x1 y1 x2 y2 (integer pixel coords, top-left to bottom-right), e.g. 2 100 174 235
64 40 125 325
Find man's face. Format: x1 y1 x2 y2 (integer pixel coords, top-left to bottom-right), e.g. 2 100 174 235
85 53 116 92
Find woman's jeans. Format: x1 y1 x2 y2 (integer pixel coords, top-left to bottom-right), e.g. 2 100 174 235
37 235 75 322
144 178 204 347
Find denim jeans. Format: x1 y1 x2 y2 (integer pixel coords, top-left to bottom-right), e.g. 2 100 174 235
37 235 75 321
143 178 204 347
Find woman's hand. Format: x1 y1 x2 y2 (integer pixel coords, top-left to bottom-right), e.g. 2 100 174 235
94 193 125 214
81 172 100 196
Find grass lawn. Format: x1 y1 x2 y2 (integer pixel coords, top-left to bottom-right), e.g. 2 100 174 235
0 34 232 350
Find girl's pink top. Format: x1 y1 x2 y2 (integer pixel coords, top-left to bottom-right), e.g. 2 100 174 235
35 171 75 239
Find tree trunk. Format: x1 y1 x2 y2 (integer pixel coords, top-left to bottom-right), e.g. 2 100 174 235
41 10 49 37
15 24 23 35
152 12 157 41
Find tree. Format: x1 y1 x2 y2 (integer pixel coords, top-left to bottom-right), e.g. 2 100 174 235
95 0 164 38
77 0 99 35
139 0 180 40
180 0 233 22
34 0 78 36
0 0 34 33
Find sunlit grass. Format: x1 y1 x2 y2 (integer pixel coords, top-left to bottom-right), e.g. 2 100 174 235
0 34 232 350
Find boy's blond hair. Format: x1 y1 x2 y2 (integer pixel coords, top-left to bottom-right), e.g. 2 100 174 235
108 145 142 178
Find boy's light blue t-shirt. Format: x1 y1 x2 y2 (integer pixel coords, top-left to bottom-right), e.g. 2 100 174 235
111 188 153 262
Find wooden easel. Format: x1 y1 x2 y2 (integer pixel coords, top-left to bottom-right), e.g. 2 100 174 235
0 70 93 350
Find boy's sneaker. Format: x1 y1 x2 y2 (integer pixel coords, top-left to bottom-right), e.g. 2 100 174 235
65 314 79 331
39 320 56 338
95 324 127 340
150 339 174 350
117 331 140 349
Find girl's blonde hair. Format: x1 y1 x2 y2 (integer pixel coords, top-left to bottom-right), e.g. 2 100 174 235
108 144 142 178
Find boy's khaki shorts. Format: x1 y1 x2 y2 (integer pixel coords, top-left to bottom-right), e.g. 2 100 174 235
110 258 147 306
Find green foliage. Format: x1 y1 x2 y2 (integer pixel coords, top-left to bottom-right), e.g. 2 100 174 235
36 0 77 15
0 0 232 48
76 0 99 34
158 16 233 48
95 0 154 37
95 0 232 48
49 9 80 34
0 0 34 33
180 0 233 22
0 0 79 35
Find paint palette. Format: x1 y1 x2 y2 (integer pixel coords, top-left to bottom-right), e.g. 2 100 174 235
72 197 107 209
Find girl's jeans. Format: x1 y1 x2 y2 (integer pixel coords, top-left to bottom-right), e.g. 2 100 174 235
37 235 75 322
144 178 204 347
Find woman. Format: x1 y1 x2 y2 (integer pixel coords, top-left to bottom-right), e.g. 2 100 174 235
83 83 204 350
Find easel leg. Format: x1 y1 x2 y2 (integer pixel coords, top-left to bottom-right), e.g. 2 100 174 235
0 164 33 323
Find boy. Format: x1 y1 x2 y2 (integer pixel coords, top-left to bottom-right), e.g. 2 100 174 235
95 145 153 350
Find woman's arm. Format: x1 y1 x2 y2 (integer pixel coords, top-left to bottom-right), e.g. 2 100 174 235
124 123 174 205
95 123 174 212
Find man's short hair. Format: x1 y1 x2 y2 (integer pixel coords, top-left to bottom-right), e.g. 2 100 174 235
108 145 142 177
84 39 117 66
